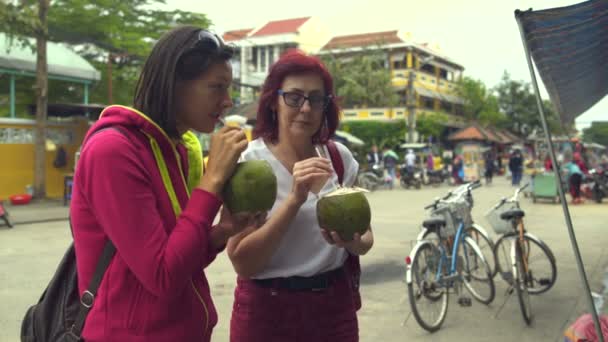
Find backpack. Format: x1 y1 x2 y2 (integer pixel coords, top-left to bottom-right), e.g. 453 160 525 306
326 140 362 311
20 128 124 342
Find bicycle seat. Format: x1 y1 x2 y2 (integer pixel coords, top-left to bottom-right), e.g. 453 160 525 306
423 216 446 229
500 209 525 221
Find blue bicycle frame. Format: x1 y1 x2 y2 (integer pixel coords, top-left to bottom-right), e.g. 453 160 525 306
435 220 471 282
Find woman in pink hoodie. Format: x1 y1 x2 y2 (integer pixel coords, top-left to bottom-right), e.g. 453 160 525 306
70 26 261 341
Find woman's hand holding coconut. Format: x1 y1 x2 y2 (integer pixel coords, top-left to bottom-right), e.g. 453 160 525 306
320 226 373 256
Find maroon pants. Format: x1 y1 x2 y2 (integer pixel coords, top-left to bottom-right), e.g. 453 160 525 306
230 271 359 342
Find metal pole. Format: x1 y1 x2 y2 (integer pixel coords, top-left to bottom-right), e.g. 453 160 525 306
407 70 416 143
516 13 605 341
9 74 15 118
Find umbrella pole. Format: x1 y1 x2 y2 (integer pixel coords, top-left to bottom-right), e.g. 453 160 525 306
516 13 604 341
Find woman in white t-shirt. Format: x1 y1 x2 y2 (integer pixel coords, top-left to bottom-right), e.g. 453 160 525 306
227 50 374 342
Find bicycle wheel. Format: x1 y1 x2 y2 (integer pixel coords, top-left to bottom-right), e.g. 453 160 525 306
493 233 556 294
407 241 449 332
458 236 495 304
514 240 533 325
466 224 496 277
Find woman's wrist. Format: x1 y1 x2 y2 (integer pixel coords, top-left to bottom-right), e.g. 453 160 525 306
197 175 224 196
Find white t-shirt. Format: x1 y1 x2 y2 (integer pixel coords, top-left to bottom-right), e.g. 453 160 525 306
240 138 359 279
405 152 416 166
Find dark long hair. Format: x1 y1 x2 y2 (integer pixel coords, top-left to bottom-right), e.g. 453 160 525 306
133 26 234 138
253 49 340 144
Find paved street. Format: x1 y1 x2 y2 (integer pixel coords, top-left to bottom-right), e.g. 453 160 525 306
1 177 607 341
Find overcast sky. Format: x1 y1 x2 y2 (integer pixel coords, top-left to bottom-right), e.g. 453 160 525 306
163 0 606 131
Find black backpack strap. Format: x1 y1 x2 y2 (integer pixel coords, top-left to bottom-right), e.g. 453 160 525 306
70 240 116 338
68 125 128 339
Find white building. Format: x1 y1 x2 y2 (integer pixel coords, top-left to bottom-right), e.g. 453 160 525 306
223 17 330 103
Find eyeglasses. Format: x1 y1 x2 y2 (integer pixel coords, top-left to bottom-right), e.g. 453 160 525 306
277 90 332 111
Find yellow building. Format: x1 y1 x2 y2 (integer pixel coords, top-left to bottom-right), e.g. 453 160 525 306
318 30 466 131
1 33 101 199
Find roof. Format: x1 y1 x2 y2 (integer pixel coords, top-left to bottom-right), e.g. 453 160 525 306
250 17 310 37
322 30 402 50
222 28 253 42
447 124 520 144
0 33 101 82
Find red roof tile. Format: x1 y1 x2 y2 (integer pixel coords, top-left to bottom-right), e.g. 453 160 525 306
322 30 402 50
222 28 253 42
251 17 310 37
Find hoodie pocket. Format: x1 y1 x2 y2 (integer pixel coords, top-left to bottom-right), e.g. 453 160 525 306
126 284 148 335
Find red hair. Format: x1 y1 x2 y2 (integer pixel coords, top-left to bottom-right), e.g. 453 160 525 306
253 49 340 144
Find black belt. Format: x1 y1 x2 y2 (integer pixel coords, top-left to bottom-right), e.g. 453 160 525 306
253 267 345 291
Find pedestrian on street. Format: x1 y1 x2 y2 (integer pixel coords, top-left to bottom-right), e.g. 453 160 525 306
366 144 381 168
484 152 495 184
227 50 374 342
509 150 524 186
70 26 261 342
564 158 584 204
382 146 399 189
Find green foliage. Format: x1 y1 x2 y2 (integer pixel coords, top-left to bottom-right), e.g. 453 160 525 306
340 120 406 150
321 51 398 108
455 76 505 126
416 112 448 140
583 122 608 147
2 0 212 107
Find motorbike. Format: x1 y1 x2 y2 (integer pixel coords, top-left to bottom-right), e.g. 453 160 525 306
357 164 386 191
0 200 13 228
399 164 422 189
588 168 607 203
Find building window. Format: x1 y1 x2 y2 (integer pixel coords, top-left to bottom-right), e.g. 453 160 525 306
440 82 446 86
397 90 407 105
395 111 404 116
421 76 427 81
431 79 436 84
393 60 406 69
371 111 384 116
251 47 258 71
260 47 266 70
439 68 448 80
454 104 464 116
421 96 434 110
268 46 274 66
421 63 435 74
344 112 357 117
441 101 452 113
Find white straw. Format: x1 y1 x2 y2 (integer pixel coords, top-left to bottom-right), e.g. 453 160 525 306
315 145 341 191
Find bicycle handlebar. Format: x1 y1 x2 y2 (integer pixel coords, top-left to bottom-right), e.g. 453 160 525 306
424 180 482 210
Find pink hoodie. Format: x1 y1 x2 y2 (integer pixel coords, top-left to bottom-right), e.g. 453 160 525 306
70 105 222 341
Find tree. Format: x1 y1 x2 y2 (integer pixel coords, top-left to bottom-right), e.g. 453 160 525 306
340 120 406 151
321 51 398 108
494 71 565 136
1 0 211 197
416 112 448 142
455 76 505 126
583 122 608 147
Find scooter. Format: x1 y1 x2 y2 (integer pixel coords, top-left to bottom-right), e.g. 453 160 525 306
588 168 607 203
399 164 422 189
0 200 13 228
357 164 385 191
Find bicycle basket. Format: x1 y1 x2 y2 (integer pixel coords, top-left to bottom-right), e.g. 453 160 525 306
431 200 472 238
484 201 519 235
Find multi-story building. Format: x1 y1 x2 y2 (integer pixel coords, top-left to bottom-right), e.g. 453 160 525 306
223 17 330 103
318 30 466 128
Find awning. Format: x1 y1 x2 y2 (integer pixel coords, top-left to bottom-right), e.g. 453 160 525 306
516 0 608 123
415 87 464 105
334 130 364 146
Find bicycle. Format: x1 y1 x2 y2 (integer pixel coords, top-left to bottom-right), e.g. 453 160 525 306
406 180 495 332
417 182 497 276
485 183 557 325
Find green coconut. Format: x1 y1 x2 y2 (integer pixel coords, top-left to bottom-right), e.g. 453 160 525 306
316 187 371 241
223 160 277 214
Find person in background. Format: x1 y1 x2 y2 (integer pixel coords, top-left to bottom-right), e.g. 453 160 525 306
405 149 416 174
484 152 495 184
509 150 524 186
366 144 381 168
564 157 584 204
382 145 399 189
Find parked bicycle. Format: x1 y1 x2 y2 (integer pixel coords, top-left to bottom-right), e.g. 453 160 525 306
485 183 557 325
406 180 495 332
416 182 497 276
